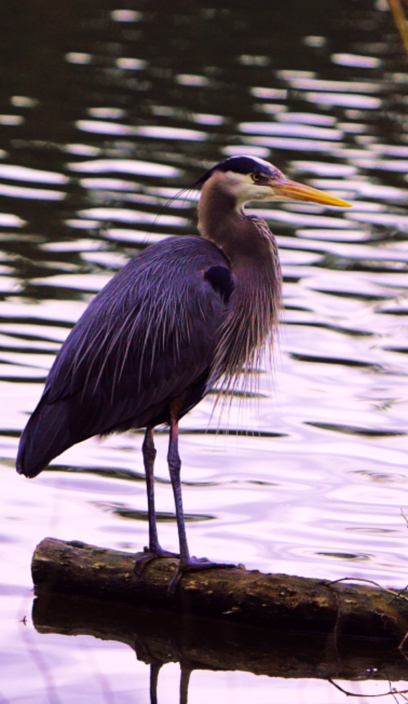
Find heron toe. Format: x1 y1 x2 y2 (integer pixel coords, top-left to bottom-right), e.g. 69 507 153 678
134 546 180 574
168 556 237 592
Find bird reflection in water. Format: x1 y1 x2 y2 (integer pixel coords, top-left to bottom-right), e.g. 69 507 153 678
17 156 350 590
149 663 191 704
33 589 400 704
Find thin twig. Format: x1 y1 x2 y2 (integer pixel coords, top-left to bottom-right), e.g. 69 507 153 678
325 577 408 604
329 678 408 699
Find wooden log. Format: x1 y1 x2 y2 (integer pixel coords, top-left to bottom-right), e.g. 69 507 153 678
32 537 408 642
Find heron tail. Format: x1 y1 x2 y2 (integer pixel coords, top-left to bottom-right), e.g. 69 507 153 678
16 399 73 478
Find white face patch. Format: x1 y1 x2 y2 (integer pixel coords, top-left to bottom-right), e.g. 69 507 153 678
221 170 277 207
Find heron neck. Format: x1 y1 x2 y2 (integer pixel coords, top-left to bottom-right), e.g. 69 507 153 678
197 179 272 265
198 179 282 388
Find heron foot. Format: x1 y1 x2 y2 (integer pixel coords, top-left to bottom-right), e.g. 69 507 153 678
134 545 180 575
168 556 237 593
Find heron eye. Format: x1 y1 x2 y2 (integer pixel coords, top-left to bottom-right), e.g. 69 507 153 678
252 172 261 183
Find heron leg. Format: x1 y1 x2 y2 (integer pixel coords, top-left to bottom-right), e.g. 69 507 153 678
134 427 179 575
167 404 236 592
144 427 160 552
167 413 190 564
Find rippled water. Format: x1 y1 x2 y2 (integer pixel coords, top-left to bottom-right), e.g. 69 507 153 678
2 0 408 701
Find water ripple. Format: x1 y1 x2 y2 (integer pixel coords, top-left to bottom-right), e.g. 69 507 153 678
68 158 181 177
239 121 343 140
76 120 207 141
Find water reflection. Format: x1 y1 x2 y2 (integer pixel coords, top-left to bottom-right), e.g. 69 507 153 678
32 592 408 704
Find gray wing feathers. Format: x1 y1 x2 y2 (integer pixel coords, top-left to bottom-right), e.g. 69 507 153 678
17 237 230 476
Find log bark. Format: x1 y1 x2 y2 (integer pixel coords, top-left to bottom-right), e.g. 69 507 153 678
32 537 408 643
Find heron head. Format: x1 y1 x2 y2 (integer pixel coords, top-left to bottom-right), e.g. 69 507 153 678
196 155 351 209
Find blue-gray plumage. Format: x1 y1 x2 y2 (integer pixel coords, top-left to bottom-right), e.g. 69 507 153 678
16 155 350 588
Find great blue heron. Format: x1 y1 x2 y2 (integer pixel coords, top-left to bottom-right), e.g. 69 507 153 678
17 155 350 587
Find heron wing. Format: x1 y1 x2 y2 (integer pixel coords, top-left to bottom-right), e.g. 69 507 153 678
17 236 233 476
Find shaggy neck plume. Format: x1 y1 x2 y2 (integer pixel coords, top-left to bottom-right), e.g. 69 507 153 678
197 171 283 388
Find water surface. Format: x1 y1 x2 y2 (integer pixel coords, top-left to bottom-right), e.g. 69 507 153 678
2 0 408 701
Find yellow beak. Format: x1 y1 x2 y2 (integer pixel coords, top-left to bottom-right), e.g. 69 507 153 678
271 178 352 208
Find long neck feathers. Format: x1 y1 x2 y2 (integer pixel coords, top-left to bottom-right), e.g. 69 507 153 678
198 173 282 392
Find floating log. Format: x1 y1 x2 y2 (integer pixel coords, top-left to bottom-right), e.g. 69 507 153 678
32 537 408 643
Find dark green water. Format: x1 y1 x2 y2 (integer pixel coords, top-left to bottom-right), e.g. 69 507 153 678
2 0 408 701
